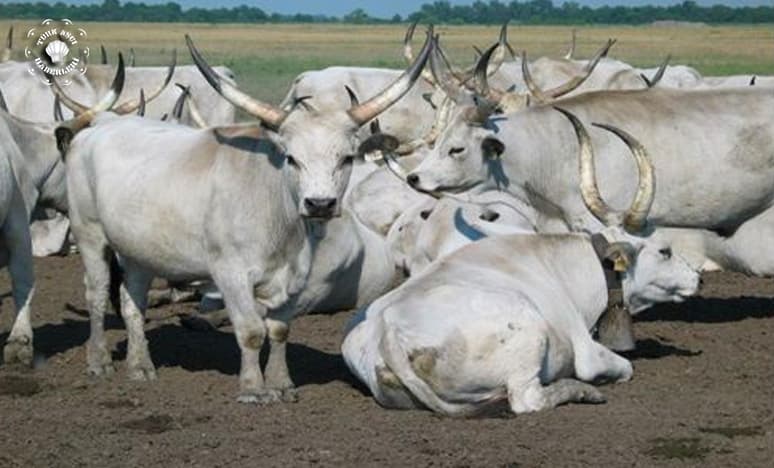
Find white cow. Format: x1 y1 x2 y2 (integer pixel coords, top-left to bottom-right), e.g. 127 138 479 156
0 65 124 366
56 34 432 403
342 112 700 415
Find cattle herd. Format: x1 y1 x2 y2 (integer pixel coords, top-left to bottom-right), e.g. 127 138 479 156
0 22 771 417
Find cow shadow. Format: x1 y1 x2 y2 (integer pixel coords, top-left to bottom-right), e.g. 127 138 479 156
636 296 774 324
0 309 355 388
114 324 354 387
0 303 126 364
621 338 702 361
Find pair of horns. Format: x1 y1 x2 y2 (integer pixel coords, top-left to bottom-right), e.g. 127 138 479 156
405 22 513 86
555 107 655 233
521 39 614 104
54 53 127 154
186 30 432 130
53 49 176 116
101 45 136 67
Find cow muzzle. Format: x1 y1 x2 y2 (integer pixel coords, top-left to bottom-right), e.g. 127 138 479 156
303 197 338 219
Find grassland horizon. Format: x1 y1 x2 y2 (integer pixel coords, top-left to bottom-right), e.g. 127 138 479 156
1 21 772 103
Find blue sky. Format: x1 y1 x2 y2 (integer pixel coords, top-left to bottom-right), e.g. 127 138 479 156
4 1 770 19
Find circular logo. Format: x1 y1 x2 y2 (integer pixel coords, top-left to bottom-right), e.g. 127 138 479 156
24 19 89 85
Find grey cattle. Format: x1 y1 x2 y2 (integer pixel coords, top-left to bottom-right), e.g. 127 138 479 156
405 50 774 238
0 64 123 366
56 34 431 403
343 114 699 415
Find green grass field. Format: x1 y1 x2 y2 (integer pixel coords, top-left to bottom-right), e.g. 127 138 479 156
2 21 773 103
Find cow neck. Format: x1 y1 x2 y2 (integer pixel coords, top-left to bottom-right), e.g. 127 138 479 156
590 233 624 309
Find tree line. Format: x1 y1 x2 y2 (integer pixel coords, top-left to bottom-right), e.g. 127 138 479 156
1 0 772 25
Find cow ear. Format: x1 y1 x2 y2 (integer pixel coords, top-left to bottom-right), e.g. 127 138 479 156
481 137 504 160
604 242 636 272
55 127 74 158
358 133 399 156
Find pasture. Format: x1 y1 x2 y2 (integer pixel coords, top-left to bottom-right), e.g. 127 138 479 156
1 21 773 101
1 21 774 466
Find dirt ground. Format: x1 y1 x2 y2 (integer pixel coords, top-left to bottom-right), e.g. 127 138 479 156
0 255 772 467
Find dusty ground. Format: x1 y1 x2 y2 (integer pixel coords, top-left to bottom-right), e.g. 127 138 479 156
0 255 772 467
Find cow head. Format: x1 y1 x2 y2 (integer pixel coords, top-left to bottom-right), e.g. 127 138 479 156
186 33 431 220
557 107 700 314
396 36 612 196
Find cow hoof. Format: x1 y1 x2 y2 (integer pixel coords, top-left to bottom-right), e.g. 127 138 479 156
279 388 299 403
127 366 157 382
3 336 34 368
88 363 115 377
582 387 606 404
237 389 283 405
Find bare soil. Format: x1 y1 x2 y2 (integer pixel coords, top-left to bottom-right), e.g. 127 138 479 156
0 255 772 467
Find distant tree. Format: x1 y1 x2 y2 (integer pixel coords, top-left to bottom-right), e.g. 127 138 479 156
344 8 370 24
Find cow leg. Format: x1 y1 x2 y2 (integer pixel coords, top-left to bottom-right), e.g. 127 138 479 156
1 206 35 367
596 304 635 352
78 233 115 376
213 271 279 404
118 263 155 381
508 376 605 413
264 317 297 402
573 338 633 384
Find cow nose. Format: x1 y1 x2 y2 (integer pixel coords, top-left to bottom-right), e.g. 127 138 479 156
407 173 420 187
304 197 337 217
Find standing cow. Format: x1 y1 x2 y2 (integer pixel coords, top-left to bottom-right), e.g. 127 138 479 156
55 34 432 403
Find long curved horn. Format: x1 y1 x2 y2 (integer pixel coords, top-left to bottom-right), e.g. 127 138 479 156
564 29 576 60
454 22 514 84
522 40 612 103
640 55 670 88
112 49 176 114
347 28 432 126
175 84 208 128
50 53 125 116
554 106 618 226
1 26 12 62
53 95 64 121
100 44 108 65
186 34 287 129
521 51 551 103
395 93 454 155
54 54 126 154
486 21 515 75
136 89 145 117
429 35 464 103
404 22 435 84
473 43 504 103
170 85 189 120
592 122 655 232
0 87 7 111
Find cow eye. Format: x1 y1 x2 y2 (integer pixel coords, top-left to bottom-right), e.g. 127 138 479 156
286 155 298 167
448 147 465 157
658 247 672 259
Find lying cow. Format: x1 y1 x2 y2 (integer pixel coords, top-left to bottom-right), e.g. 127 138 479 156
342 110 699 415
